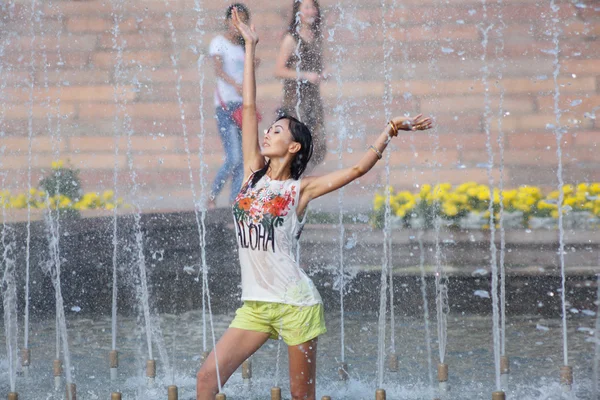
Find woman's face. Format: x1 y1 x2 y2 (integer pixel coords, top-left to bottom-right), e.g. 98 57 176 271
261 119 297 158
298 0 318 26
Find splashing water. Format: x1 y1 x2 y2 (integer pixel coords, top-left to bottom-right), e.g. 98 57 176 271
549 0 569 368
494 0 508 361
24 0 38 359
43 200 74 389
418 232 435 397
594 273 600 397
109 0 126 356
191 0 210 355
479 1 502 389
376 0 395 387
1 185 19 393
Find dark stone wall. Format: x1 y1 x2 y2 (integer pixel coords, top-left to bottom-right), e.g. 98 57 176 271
1 211 598 320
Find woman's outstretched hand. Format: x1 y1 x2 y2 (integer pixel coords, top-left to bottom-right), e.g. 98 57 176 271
391 114 433 133
232 7 259 46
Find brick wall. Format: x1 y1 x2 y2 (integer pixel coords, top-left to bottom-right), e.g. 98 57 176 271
1 0 598 213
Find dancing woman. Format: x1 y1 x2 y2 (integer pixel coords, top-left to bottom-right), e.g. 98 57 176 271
196 7 432 400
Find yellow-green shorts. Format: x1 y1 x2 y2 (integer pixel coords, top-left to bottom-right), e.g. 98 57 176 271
229 301 327 346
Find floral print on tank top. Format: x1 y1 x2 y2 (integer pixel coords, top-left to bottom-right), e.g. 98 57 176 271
233 176 298 252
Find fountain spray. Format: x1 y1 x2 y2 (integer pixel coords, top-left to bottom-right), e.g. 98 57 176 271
494 0 509 391
479 0 503 396
107 0 126 382
549 0 572 392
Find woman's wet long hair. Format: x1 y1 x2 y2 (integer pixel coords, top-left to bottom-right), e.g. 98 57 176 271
251 115 313 187
225 3 250 47
287 0 323 45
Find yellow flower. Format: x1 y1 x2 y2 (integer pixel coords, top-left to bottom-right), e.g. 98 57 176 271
493 189 501 204
477 188 491 201
590 183 600 194
419 184 431 200
562 184 574 195
10 194 28 209
51 160 64 169
456 182 478 193
374 194 385 211
466 187 479 197
59 196 72 208
538 200 557 210
439 183 452 192
551 210 559 219
102 190 115 201
443 203 459 217
105 203 115 210
395 208 407 218
547 190 560 200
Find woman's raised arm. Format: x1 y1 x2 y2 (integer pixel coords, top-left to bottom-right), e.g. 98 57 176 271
298 115 433 214
231 7 265 178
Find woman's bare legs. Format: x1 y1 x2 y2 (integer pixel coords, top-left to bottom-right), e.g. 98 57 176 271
288 337 318 400
196 328 270 400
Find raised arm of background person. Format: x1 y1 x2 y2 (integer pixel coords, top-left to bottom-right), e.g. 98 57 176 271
231 7 265 179
297 115 433 216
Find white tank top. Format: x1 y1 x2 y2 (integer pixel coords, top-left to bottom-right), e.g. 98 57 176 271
232 173 322 306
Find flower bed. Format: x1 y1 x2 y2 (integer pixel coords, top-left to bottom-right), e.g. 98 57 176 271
0 160 124 217
372 182 600 230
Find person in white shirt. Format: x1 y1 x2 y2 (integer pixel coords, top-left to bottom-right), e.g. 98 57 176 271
208 3 250 207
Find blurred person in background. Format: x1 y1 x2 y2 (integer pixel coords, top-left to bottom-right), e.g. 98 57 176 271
275 0 328 173
208 3 252 208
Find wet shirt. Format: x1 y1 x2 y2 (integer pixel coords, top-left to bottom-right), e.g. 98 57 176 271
232 174 322 306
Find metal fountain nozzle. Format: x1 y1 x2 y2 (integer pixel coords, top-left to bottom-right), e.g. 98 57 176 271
375 388 386 400
168 385 178 400
271 386 281 400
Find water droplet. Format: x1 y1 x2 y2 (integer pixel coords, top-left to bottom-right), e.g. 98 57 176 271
540 48 558 55
441 47 454 54
570 99 582 107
